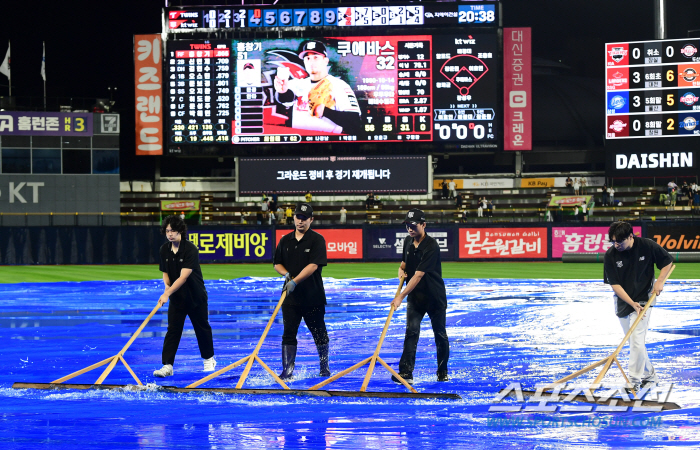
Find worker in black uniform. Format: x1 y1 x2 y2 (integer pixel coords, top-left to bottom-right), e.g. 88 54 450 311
603 221 673 391
391 208 450 384
273 203 330 381
154 215 216 377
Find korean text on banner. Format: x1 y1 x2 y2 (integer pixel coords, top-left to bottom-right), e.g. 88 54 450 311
134 34 163 155
459 227 547 259
504 28 532 151
552 226 642 259
548 195 593 207
190 230 272 261
275 229 363 260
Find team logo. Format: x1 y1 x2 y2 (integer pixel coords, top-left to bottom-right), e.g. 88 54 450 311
681 44 698 58
608 47 627 63
639 256 645 261
408 211 415 218
681 67 698 82
609 120 627 132
608 71 628 87
329 156 336 162
617 261 623 268
681 116 698 130
610 95 626 110
301 205 308 211
680 92 699 106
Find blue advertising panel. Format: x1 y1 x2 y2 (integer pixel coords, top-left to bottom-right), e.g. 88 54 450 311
365 226 454 260
188 229 273 261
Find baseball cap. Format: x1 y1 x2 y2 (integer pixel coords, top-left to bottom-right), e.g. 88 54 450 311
299 40 328 58
403 208 426 224
294 203 314 218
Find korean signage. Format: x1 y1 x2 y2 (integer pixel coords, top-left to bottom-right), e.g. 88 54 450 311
649 225 700 252
240 156 428 194
275 228 363 259
459 227 547 259
0 111 92 136
548 195 593 207
160 200 200 211
504 28 532 151
189 230 272 261
135 34 163 155
365 227 454 260
552 226 642 259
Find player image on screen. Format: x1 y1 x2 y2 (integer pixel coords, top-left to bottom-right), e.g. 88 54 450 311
273 40 362 135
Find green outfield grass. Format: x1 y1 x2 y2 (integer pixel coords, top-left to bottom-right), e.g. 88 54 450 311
1 262 694 283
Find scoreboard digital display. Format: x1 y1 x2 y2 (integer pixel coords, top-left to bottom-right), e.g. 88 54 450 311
165 4 497 31
606 38 700 139
165 33 499 147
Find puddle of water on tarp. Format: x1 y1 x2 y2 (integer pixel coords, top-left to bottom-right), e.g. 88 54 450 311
1 278 699 449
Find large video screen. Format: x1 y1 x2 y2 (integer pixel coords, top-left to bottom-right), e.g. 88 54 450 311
606 38 700 140
165 33 499 148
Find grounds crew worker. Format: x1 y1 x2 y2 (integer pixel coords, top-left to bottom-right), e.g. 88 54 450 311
273 203 330 381
391 209 450 384
154 215 216 377
603 221 673 391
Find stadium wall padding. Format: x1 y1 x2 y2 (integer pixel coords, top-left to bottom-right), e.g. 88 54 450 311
1 221 699 265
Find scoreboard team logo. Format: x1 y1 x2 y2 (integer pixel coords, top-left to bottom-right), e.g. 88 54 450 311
606 44 628 65
680 92 699 106
606 70 629 90
681 117 698 131
609 119 627 133
681 44 698 58
610 95 626 110
681 67 699 83
608 46 627 63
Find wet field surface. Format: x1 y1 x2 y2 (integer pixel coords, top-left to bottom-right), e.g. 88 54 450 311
1 277 699 449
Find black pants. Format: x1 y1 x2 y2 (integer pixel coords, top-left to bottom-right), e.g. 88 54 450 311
162 300 214 365
399 302 449 374
281 303 329 347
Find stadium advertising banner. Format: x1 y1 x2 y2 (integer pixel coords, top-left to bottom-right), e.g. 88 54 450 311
648 225 700 252
0 112 93 136
520 178 554 188
606 149 696 175
503 27 532 151
135 34 164 155
160 200 200 211
239 156 428 194
458 227 547 259
548 195 593 207
188 229 272 261
164 32 499 149
365 227 454 260
552 226 642 259
275 228 363 259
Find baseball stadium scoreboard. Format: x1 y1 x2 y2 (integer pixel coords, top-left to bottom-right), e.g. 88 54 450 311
163 2 500 150
606 37 700 139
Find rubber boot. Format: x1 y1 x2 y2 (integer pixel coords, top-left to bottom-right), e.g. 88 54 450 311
317 344 330 377
279 345 297 381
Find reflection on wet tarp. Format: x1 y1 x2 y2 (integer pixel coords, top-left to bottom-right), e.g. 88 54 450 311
1 277 699 448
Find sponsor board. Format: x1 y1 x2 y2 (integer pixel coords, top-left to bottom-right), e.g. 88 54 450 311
160 200 200 211
275 228 363 259
0 112 93 136
548 195 593 207
459 227 547 259
189 229 273 261
649 226 700 252
552 226 642 258
520 178 554 188
365 227 454 260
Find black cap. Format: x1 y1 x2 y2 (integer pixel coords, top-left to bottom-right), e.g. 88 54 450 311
299 40 328 58
294 203 313 218
403 208 426 224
